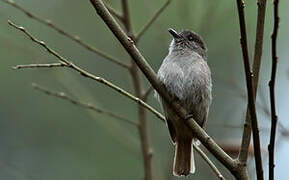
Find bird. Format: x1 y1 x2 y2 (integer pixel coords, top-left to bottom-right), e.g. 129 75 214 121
155 28 212 176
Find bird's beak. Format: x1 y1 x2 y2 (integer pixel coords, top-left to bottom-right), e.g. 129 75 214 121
168 28 181 39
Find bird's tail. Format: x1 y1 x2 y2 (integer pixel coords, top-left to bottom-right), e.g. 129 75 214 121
173 138 195 176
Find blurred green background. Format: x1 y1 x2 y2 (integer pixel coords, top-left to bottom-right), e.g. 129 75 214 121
1 0 289 179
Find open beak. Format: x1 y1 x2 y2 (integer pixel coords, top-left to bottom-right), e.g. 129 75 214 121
168 28 181 39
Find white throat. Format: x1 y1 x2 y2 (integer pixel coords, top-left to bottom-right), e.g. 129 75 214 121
168 39 175 55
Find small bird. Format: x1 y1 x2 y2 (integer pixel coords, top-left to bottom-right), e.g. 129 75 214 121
156 28 212 176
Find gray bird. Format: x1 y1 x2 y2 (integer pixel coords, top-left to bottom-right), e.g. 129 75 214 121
156 28 212 176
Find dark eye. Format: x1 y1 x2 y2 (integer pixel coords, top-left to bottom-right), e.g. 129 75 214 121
188 35 194 41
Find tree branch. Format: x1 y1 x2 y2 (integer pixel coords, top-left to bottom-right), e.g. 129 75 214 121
235 0 264 179
194 145 225 180
89 0 239 177
268 0 280 179
8 20 165 124
135 0 171 42
239 0 267 164
120 0 153 179
2 0 130 69
32 83 138 126
12 62 65 69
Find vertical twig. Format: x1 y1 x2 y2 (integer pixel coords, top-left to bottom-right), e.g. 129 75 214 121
121 0 133 37
121 0 153 179
239 0 267 164
268 0 280 179
235 0 264 179
135 0 171 42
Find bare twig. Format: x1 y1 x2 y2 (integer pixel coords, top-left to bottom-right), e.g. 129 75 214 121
32 83 138 126
142 86 153 100
8 20 165 123
268 0 280 179
12 62 65 69
2 0 130 69
236 0 264 179
120 0 153 179
89 0 239 178
194 145 225 180
106 4 123 22
253 0 267 93
239 0 267 165
121 0 133 37
135 0 171 42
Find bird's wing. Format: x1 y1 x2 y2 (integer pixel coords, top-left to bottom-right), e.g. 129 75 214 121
161 100 177 144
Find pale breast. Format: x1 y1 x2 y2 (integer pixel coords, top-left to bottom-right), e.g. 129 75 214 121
158 53 211 104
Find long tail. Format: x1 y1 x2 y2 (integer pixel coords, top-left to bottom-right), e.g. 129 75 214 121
173 138 195 176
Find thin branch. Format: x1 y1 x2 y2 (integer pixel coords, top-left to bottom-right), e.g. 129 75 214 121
135 0 171 42
8 20 165 123
32 83 138 126
121 0 133 37
121 0 153 179
253 0 267 94
239 0 267 165
12 62 65 69
89 0 239 177
235 0 264 179
142 86 153 100
2 0 130 69
194 145 225 180
106 4 123 22
8 20 70 66
268 0 280 179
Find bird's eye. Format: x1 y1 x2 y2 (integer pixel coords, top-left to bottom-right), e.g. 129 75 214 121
188 35 194 41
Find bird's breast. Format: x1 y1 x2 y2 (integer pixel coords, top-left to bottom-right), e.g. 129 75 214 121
157 55 211 106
